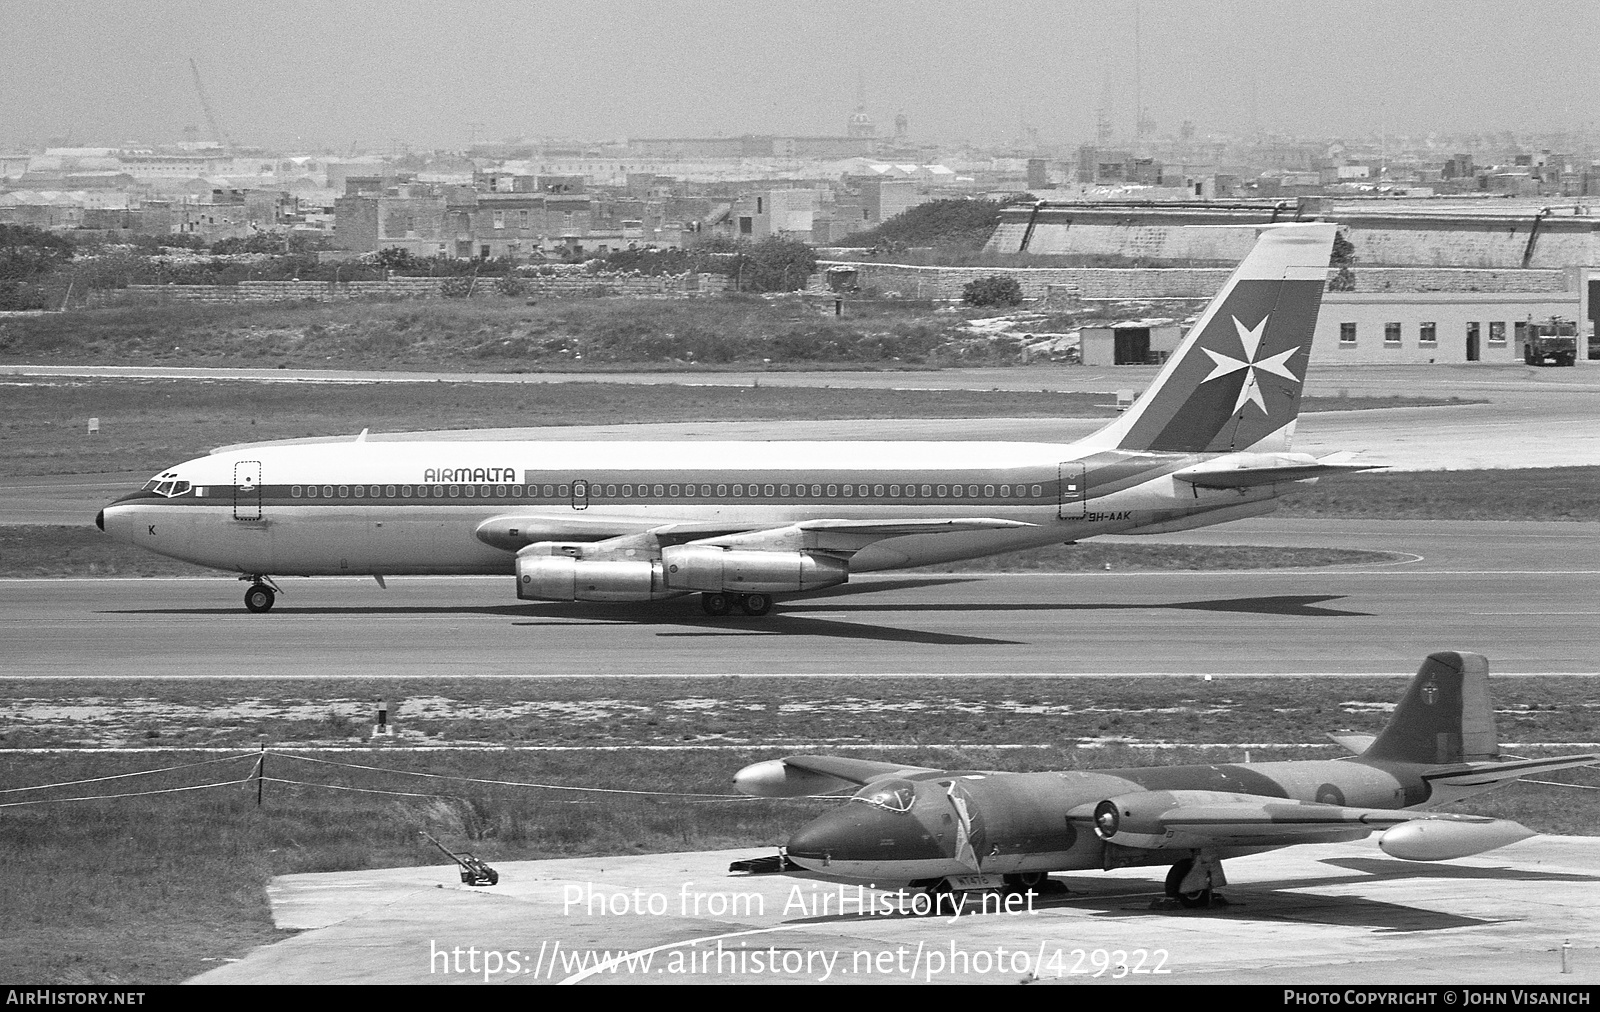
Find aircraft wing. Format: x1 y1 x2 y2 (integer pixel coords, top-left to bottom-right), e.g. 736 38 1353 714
691 518 1035 555
477 515 1032 554
734 755 948 798
1067 789 1532 856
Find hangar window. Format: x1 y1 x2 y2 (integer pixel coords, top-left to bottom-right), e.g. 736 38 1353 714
1384 322 1401 345
1419 322 1436 345
1339 323 1357 345
853 779 916 813
1488 321 1506 344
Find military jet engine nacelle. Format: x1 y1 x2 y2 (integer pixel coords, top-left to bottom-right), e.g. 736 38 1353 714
661 546 849 595
516 554 670 602
1091 792 1193 850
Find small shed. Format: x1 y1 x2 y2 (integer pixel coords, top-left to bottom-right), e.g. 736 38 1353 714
1079 318 1186 366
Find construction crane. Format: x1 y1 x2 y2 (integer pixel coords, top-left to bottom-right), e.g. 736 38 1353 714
187 57 235 156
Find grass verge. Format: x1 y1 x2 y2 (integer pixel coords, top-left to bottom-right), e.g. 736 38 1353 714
1 377 1471 478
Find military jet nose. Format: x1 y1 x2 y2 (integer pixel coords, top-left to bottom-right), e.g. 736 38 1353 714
785 810 865 865
785 796 942 868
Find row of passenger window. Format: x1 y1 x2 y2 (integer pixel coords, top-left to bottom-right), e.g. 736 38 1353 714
286 482 1049 500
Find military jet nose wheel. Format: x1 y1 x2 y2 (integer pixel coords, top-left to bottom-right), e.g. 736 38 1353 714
1164 858 1213 909
738 593 772 616
701 592 732 617
244 584 276 614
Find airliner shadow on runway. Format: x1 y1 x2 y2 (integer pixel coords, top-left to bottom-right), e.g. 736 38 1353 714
778 594 1372 618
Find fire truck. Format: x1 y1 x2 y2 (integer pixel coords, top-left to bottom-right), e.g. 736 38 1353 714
1521 317 1578 367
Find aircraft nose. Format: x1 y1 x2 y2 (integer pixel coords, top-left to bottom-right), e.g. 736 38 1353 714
785 805 943 867
96 509 105 532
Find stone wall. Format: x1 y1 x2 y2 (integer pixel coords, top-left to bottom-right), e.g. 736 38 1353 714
984 204 1600 269
815 262 1571 301
88 272 730 304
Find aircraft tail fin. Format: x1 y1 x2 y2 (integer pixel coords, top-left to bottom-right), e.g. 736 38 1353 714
1363 652 1499 766
1089 223 1334 454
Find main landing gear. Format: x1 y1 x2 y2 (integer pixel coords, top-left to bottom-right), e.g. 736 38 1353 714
241 575 280 614
1163 855 1227 909
700 592 773 617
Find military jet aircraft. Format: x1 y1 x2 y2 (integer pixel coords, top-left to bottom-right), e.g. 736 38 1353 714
734 652 1598 908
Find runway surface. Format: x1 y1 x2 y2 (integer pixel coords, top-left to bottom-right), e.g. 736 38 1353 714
4 520 1596 677
190 837 1600 985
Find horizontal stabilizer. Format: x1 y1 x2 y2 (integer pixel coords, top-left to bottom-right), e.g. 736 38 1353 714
1173 455 1381 489
1422 753 1600 791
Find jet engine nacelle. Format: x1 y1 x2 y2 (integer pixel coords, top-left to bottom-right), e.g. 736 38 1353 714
516 554 671 602
661 546 849 595
1091 793 1186 848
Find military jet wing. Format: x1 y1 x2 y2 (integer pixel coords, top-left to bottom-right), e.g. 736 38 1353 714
1070 789 1535 859
734 755 955 798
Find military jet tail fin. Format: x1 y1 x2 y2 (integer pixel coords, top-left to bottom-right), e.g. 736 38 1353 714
1363 651 1499 766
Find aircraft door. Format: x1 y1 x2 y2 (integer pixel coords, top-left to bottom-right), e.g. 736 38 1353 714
1057 462 1086 520
233 460 262 521
570 479 589 511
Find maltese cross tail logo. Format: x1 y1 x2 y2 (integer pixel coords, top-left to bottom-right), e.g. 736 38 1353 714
1200 315 1301 415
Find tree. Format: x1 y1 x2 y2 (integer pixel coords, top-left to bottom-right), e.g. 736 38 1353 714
0 224 73 281
962 275 1024 307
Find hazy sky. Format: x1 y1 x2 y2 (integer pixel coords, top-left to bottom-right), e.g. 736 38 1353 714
4 0 1597 151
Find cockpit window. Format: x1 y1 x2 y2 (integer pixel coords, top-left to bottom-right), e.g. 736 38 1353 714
142 474 190 498
851 778 916 813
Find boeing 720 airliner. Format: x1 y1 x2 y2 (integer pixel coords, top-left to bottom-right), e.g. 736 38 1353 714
99 222 1369 614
